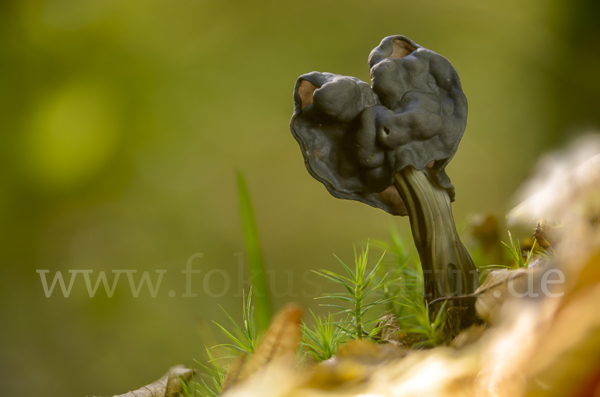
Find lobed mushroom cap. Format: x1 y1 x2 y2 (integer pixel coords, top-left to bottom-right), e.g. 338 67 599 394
289 35 468 215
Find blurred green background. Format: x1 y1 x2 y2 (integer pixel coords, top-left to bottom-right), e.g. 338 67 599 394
1 0 599 395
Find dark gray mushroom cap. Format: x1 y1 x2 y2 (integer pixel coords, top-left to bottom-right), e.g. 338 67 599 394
290 35 468 216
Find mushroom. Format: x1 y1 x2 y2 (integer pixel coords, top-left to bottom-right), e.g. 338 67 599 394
290 36 479 327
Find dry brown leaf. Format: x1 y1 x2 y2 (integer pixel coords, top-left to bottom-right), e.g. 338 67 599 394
308 339 408 390
427 268 531 323
475 268 538 323
447 306 468 339
521 249 600 397
222 303 303 391
474 268 528 295
533 222 559 250
221 353 248 392
451 324 487 349
374 313 402 343
524 284 600 397
507 134 600 225
92 365 195 397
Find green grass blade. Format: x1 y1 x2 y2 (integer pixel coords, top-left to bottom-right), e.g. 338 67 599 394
237 170 272 333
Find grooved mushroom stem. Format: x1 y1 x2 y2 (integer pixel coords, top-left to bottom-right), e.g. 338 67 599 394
393 167 478 327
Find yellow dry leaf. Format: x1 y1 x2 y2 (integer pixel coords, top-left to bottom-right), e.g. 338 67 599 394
474 268 529 323
93 365 195 397
222 303 303 391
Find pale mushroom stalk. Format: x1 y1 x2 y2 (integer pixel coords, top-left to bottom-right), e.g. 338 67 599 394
394 167 478 325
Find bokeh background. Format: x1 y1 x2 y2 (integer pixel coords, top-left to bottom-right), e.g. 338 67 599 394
1 0 599 395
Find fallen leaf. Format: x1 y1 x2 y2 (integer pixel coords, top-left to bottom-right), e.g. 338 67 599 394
222 303 302 391
308 339 407 389
92 365 195 397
